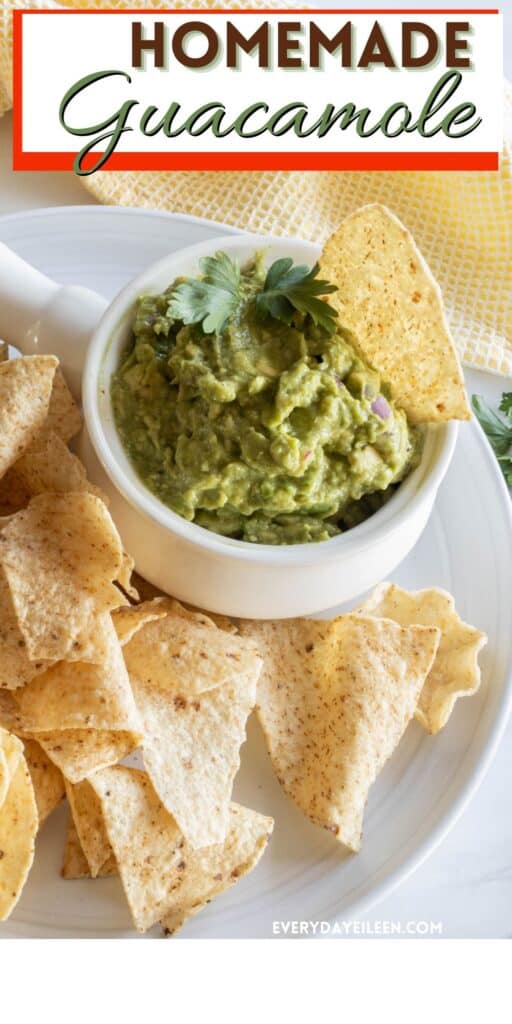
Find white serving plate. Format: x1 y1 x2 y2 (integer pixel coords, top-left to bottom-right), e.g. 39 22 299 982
1 205 511 939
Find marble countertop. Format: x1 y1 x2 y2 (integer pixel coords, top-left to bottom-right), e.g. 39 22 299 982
0 110 511 938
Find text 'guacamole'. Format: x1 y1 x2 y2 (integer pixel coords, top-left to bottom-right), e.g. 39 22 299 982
111 253 420 544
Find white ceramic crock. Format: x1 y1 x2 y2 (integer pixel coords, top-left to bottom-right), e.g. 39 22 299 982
0 233 457 618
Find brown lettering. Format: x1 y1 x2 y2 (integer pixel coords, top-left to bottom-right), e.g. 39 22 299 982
172 21 219 69
358 21 396 69
309 21 352 68
277 22 303 69
446 21 471 68
402 22 438 68
131 20 165 69
226 21 269 68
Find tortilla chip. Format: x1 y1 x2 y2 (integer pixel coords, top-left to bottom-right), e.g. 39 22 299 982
65 780 114 877
0 467 31 516
123 610 261 847
131 596 222 632
14 618 140 734
0 355 58 478
61 812 117 879
22 738 65 826
162 597 237 634
240 613 439 851
129 578 237 634
0 752 38 920
90 766 273 933
357 583 487 734
36 729 140 785
123 609 261 699
113 599 169 646
0 492 127 661
0 728 23 810
0 691 24 733
179 602 238 634
321 205 470 423
0 342 8 363
61 813 92 879
46 368 82 443
117 552 139 601
11 430 102 502
160 802 273 936
65 611 121 666
0 569 52 690
0 749 7 812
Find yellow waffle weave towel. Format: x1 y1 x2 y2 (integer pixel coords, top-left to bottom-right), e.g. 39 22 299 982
1 1 512 375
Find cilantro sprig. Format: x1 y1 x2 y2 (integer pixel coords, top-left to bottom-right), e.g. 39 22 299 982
169 251 339 337
255 258 338 335
472 393 512 487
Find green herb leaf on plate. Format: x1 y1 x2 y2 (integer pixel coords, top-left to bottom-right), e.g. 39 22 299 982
499 392 512 418
472 393 512 486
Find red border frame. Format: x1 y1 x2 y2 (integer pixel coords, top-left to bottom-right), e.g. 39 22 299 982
12 8 500 173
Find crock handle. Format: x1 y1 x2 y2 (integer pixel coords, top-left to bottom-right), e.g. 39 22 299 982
0 241 108 400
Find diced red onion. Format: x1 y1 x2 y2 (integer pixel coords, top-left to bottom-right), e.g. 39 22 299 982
371 395 391 420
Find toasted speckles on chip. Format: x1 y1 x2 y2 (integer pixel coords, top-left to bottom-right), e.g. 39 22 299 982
61 812 117 880
14 617 140 734
122 610 261 698
0 569 52 690
22 738 65 826
0 467 31 516
9 430 103 504
0 749 38 920
240 614 439 852
90 766 273 934
0 690 24 734
36 728 140 785
357 582 487 733
320 205 470 423
113 599 169 647
0 356 58 478
45 368 82 443
61 813 96 880
159 802 274 936
65 779 115 877
123 608 261 847
0 492 127 661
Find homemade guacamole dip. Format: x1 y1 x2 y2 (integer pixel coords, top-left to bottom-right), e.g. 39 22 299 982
111 253 420 545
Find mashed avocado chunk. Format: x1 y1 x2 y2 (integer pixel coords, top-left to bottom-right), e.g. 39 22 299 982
111 254 420 545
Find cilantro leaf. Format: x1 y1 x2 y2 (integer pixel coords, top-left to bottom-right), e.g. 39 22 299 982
168 252 339 338
256 259 339 335
199 252 241 295
169 251 241 335
499 392 512 420
472 394 512 487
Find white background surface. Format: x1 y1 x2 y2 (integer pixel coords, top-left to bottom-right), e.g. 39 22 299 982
0 0 511 936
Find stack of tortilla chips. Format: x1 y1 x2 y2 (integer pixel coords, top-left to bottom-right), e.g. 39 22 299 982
0 208 486 935
0 354 274 932
240 593 486 852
